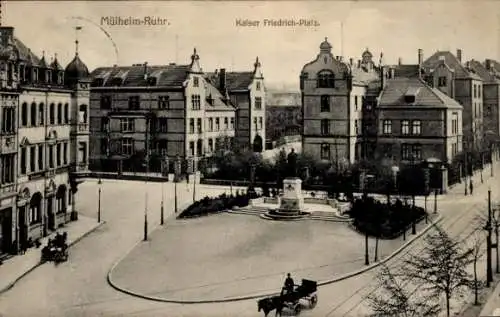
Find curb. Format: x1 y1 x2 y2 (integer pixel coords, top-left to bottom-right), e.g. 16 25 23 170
0 220 105 295
107 215 443 304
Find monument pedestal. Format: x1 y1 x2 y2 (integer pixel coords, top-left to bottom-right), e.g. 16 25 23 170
279 178 304 214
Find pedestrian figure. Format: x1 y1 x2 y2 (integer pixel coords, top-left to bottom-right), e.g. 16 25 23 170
469 179 474 195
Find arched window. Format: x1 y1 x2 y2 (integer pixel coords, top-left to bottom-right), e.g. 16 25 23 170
56 185 67 214
49 103 55 125
29 192 42 224
64 103 69 124
317 70 335 88
21 102 28 127
57 103 62 124
79 105 88 123
30 102 37 126
38 103 44 125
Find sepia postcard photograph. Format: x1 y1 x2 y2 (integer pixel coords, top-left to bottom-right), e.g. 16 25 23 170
0 0 499 316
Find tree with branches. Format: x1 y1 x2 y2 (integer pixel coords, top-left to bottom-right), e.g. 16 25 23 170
367 264 441 317
468 230 485 306
402 225 475 317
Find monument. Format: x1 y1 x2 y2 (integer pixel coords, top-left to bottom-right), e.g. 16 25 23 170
263 148 309 220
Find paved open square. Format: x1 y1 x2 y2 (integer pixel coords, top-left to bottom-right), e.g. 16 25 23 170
109 212 407 302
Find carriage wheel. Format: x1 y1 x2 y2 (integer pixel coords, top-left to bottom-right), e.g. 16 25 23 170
310 294 318 308
294 304 302 315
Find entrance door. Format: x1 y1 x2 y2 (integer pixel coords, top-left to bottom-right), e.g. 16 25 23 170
0 208 12 254
18 206 27 249
47 197 55 231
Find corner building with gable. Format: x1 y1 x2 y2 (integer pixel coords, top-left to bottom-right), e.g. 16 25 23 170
0 25 89 256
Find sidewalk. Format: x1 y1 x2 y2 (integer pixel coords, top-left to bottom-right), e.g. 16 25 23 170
0 215 103 294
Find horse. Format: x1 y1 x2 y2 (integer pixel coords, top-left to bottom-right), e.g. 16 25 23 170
257 296 284 317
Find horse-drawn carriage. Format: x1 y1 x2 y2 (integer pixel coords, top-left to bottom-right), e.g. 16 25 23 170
41 232 69 263
258 279 318 316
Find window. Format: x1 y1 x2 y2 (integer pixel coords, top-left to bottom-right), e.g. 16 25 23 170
48 144 54 169
401 120 410 135
197 139 203 156
209 118 213 131
21 102 28 127
354 119 359 135
37 145 43 171
101 117 110 132
49 103 55 125
317 71 335 88
128 96 140 110
2 107 14 133
29 146 35 172
411 120 422 135
401 143 422 160
320 144 330 159
20 147 26 175
100 138 108 155
300 72 308 89
38 103 44 125
121 138 133 155
254 117 258 130
256 81 261 91
452 113 459 134
193 77 199 87
158 96 169 109
157 140 168 156
57 103 62 124
479 85 482 98
354 96 358 111
100 96 111 109
158 118 168 133
119 118 135 132
63 143 68 165
230 117 234 129
208 139 213 152
79 105 87 123
197 118 202 133
56 143 61 167
189 141 195 156
255 97 262 110
321 95 330 112
189 118 195 133
33 68 38 82
321 119 329 135
30 102 37 126
473 84 477 98
259 117 263 129
64 103 69 123
215 118 220 131
1 154 15 184
224 117 229 130
191 95 201 110
383 120 392 134
438 76 447 87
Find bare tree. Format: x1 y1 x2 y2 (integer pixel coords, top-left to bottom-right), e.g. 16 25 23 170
367 264 441 317
402 225 475 317
468 230 485 305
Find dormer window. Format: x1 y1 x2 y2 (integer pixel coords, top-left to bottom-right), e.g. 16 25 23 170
256 81 261 91
92 78 104 87
405 95 416 103
438 76 447 87
147 76 157 86
57 72 63 85
404 87 420 103
317 71 335 88
7 63 13 85
32 68 38 82
109 77 123 86
193 76 199 87
46 70 52 84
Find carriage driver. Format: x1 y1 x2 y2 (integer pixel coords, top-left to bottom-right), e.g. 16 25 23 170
283 273 295 294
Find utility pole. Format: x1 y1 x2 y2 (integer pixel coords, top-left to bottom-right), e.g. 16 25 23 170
464 147 468 195
486 188 493 286
365 232 369 265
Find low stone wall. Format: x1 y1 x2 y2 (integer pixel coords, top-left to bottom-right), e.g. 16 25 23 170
303 197 328 205
250 197 264 206
263 197 279 204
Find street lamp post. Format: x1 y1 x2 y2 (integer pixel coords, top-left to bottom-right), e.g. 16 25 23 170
174 155 181 214
434 189 438 213
160 157 166 226
192 157 197 203
97 178 102 223
486 188 493 287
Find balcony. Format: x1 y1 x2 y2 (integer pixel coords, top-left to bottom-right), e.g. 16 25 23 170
0 135 16 153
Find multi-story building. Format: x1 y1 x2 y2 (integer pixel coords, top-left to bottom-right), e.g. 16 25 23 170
300 38 380 164
205 58 266 152
376 64 463 165
469 59 500 141
0 25 89 256
422 49 484 150
265 91 301 142
88 49 256 173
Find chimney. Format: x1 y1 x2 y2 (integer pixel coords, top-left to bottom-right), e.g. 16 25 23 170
381 66 387 87
143 62 148 75
0 27 14 47
390 67 395 79
457 49 462 63
418 49 423 66
220 68 226 91
339 56 344 62
486 59 493 70
466 61 471 70
349 58 353 66
398 57 402 65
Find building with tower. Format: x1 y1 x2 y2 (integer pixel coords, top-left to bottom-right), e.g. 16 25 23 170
300 38 380 165
88 50 264 174
0 25 89 257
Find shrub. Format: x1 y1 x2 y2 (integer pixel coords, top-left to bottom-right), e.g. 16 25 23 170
178 191 260 218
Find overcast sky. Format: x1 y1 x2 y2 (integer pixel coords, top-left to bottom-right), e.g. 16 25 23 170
4 1 499 90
